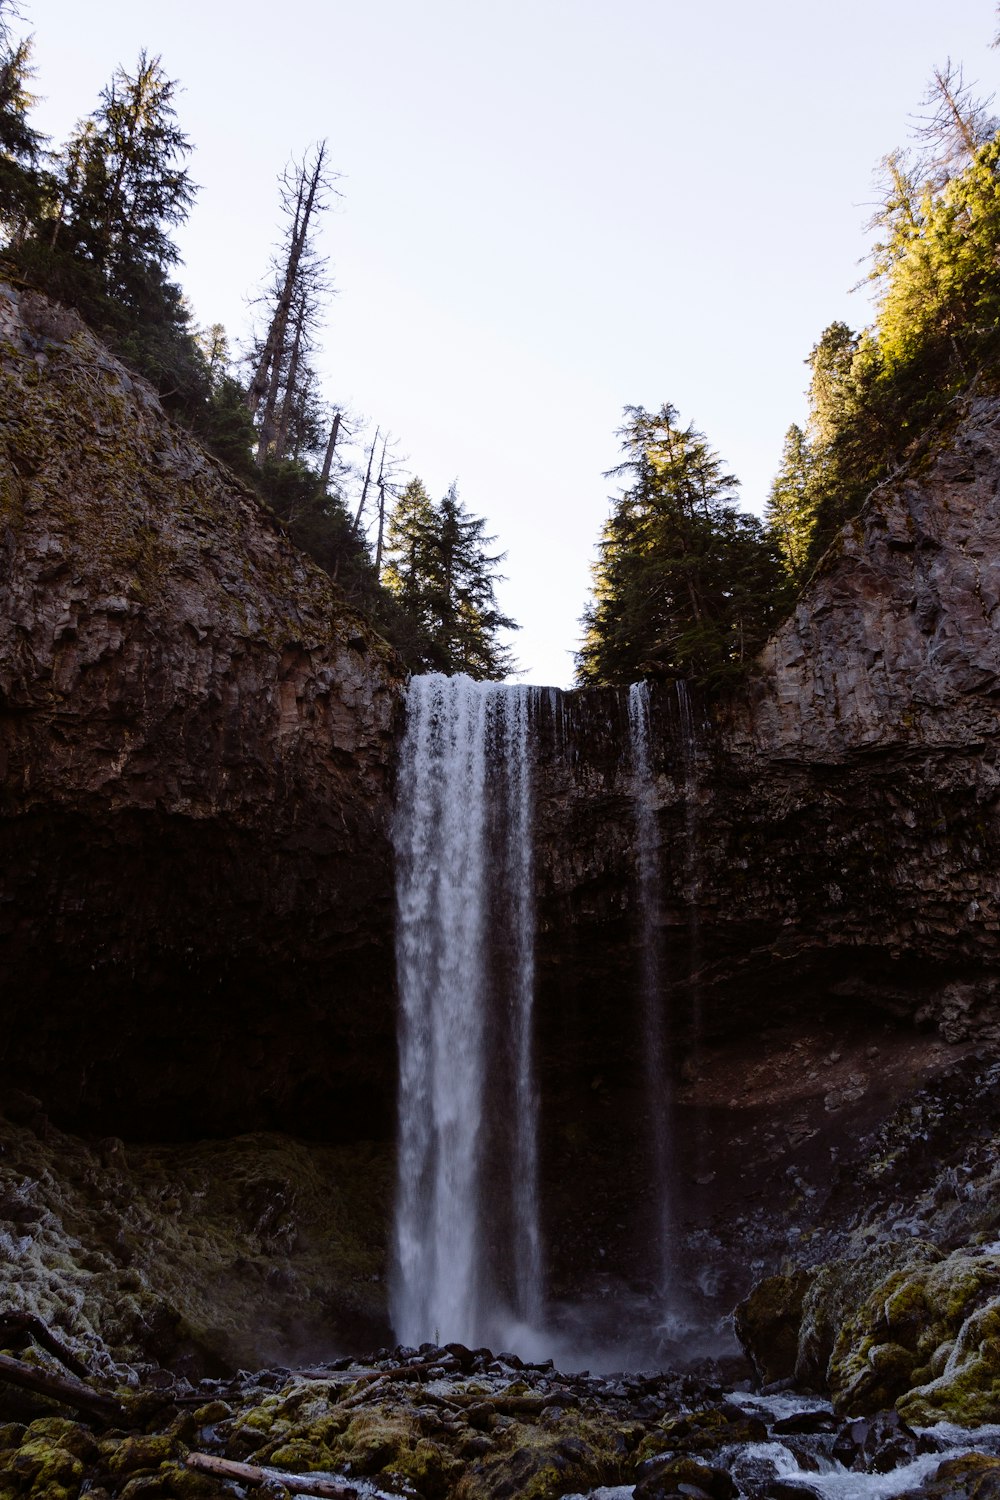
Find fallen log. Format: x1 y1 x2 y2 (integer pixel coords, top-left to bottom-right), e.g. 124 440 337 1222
351 1353 459 1387
0 1350 125 1424
0 1312 93 1380
185 1452 358 1497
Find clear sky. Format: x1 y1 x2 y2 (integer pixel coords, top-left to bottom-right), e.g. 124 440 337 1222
24 1 998 686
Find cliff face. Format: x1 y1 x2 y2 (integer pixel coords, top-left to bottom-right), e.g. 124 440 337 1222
536 395 1000 1012
529 397 1000 1303
0 284 405 1136
4 278 1000 1320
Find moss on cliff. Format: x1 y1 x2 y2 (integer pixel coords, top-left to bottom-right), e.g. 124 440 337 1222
0 1109 392 1375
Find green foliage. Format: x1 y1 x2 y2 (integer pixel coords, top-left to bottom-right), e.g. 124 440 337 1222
578 404 787 688
55 50 195 303
765 424 816 583
0 5 46 242
383 479 518 679
779 70 1000 576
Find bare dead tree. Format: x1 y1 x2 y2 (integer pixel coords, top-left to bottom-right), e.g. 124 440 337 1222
911 60 998 187
352 426 380 532
318 408 344 490
247 142 337 465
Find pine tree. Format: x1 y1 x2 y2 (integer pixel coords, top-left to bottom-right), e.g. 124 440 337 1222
55 52 195 309
766 424 816 583
578 405 785 687
0 2 45 245
383 481 517 679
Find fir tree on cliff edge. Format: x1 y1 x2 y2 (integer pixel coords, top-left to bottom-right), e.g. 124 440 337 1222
578 405 786 688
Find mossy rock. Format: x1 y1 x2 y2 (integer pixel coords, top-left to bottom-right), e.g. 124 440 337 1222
117 1464 229 1500
266 1436 340 1471
102 1431 177 1478
340 1408 418 1474
454 1427 609 1500
634 1454 737 1499
21 1418 99 1463
901 1294 1000 1426
734 1268 813 1384
794 1239 944 1394
816 1246 1000 1419
385 1436 465 1499
636 1403 766 1460
8 1435 85 1499
904 1452 1000 1499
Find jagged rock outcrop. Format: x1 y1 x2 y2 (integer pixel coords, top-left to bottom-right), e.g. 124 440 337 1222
0 283 405 1136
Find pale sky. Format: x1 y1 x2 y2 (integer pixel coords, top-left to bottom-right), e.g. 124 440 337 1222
25 1 998 686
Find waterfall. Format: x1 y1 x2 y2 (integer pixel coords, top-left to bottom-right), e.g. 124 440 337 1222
392 673 542 1348
627 681 676 1298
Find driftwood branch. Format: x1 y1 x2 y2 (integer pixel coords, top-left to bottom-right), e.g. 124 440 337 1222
351 1353 460 1387
186 1452 357 1497
0 1312 93 1380
0 1350 125 1424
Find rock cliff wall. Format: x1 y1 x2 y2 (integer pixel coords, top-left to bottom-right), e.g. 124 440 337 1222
527 396 1000 1302
3 279 1000 1302
535 395 1000 1023
0 284 405 1136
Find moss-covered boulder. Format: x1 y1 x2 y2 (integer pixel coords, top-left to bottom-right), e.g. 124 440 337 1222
734 1269 814 1385
739 1238 1000 1423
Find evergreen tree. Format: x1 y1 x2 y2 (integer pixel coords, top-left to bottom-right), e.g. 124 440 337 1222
773 60 1000 581
765 424 816 583
383 481 517 679
578 405 785 687
54 51 195 308
0 2 45 244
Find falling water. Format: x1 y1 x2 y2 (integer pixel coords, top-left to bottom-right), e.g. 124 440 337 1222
627 682 675 1298
392 673 542 1348
675 680 706 1182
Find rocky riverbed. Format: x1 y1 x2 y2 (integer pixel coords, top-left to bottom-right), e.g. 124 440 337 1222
6 1335 1000 1500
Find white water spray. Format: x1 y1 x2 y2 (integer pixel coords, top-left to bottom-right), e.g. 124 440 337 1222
392 674 542 1348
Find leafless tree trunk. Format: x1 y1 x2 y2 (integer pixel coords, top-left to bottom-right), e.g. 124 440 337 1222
352 427 380 531
247 142 331 442
318 410 342 490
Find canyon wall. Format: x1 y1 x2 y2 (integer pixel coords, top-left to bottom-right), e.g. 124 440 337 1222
0 283 405 1136
3 277 1000 1183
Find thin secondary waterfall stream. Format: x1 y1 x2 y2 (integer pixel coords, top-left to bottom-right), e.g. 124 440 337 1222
627 682 676 1306
392 673 542 1349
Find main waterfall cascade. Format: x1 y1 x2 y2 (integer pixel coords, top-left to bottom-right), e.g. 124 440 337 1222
392 674 542 1350
392 672 699 1357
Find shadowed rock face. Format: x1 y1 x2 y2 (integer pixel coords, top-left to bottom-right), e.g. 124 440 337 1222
0 283 405 1138
526 396 1000 1297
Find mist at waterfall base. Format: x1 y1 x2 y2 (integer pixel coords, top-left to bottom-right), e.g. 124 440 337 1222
391 673 722 1371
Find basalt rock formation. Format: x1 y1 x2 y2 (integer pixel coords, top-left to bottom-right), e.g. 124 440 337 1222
0 282 404 1139
529 393 1000 1308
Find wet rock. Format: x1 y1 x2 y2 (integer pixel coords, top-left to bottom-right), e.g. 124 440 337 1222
770 1411 838 1436
633 1454 737 1499
734 1272 814 1385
